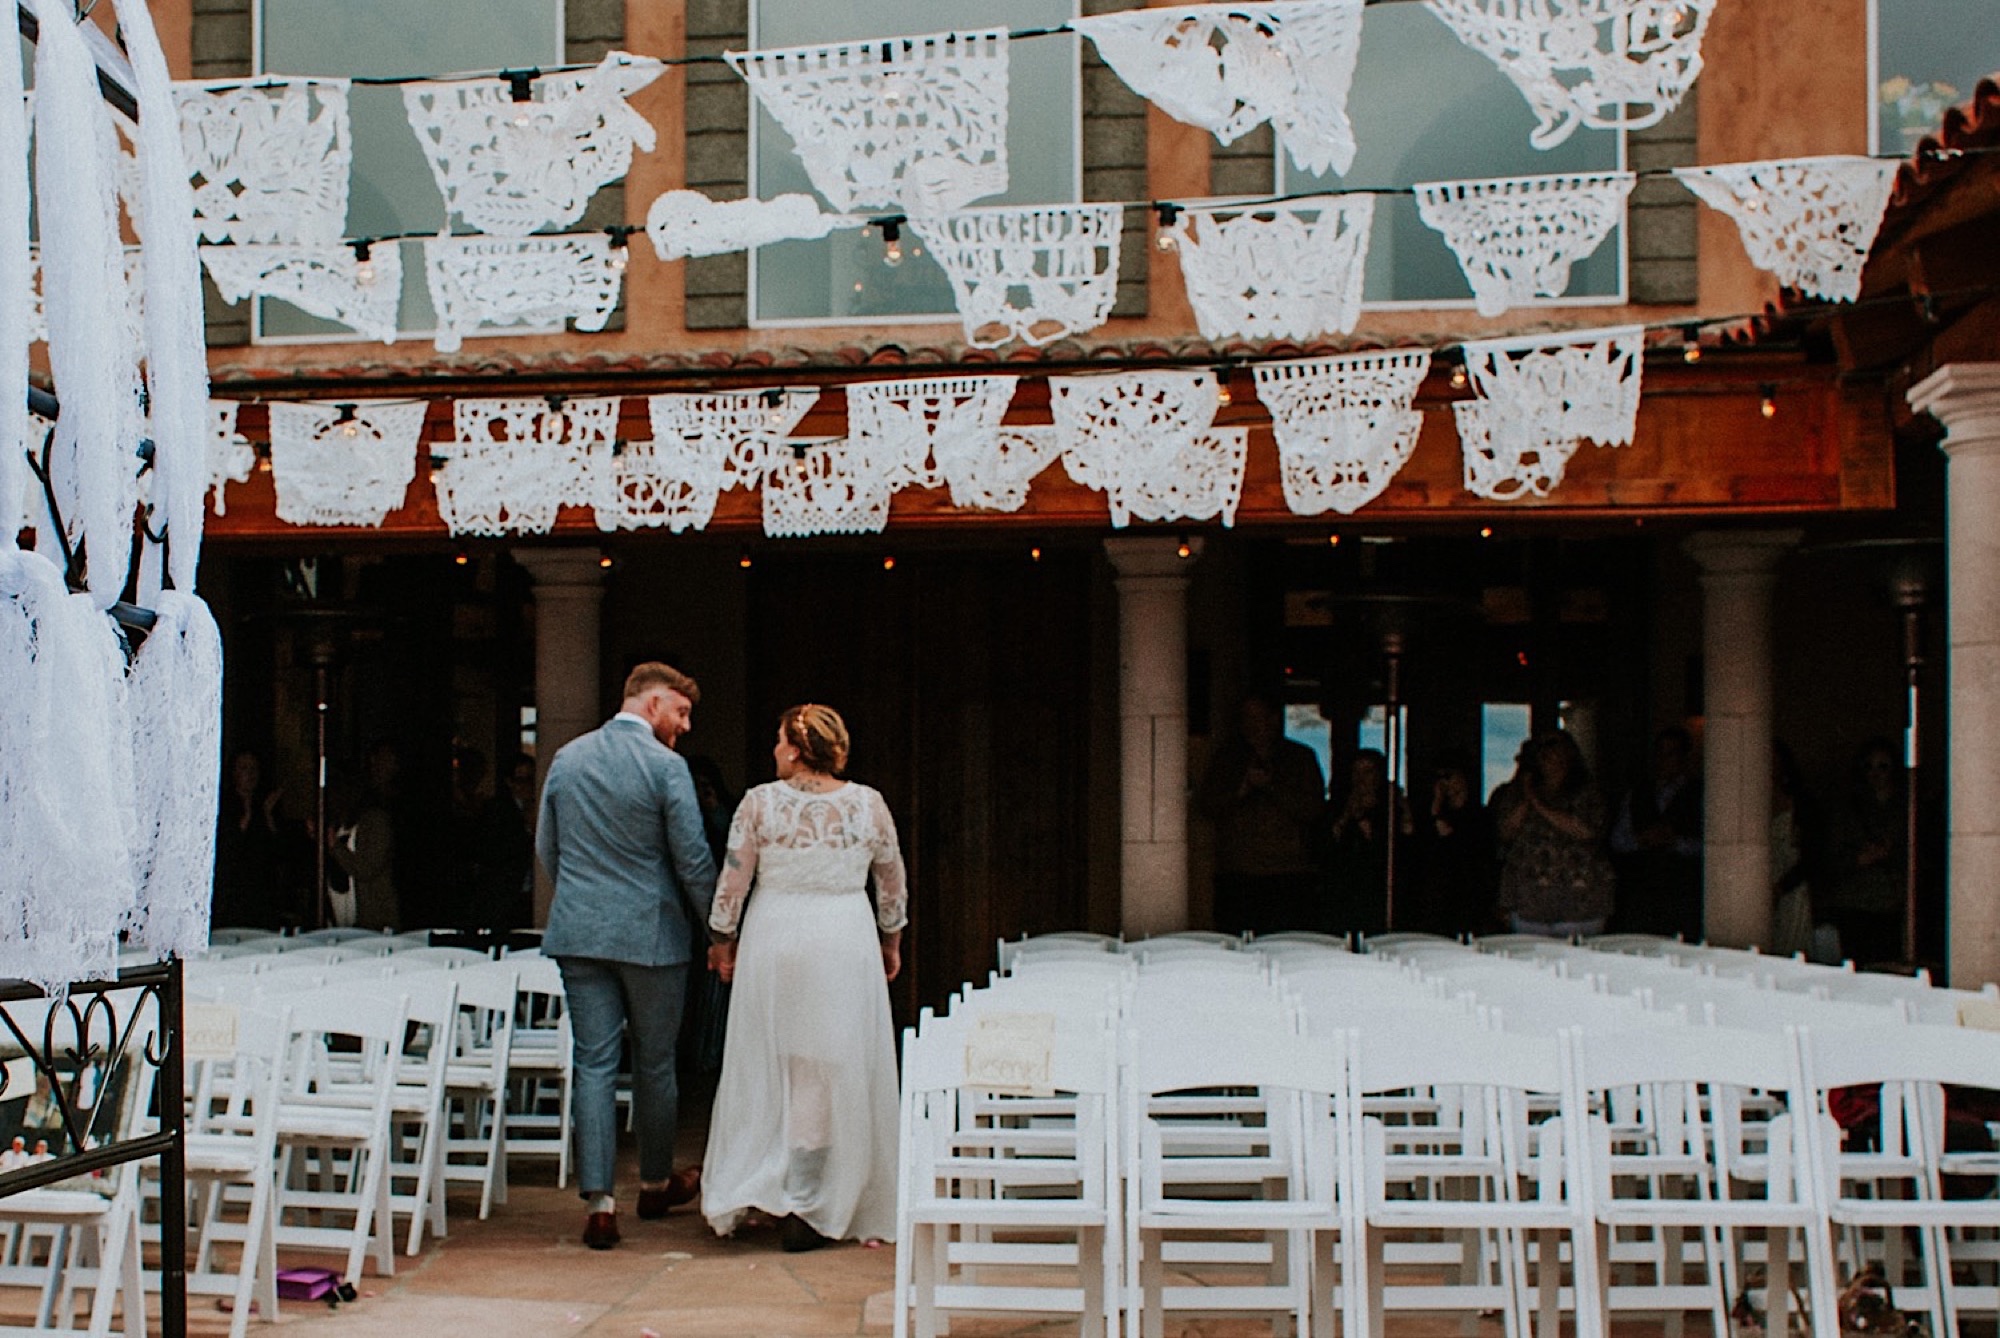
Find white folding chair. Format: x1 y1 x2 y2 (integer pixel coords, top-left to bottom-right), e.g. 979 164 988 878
1567 1026 1838 1338
1343 1021 1600 1338
181 1003 291 1338
897 1015 1120 1338
1799 1022 2000 1338
383 975 457 1255
502 955 572 1188
270 988 407 1282
439 963 518 1219
0 991 157 1338
1124 1025 1345 1338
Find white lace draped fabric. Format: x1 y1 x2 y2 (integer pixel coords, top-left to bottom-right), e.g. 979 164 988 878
1454 324 1644 499
0 32 28 544
726 29 1009 216
174 78 351 244
123 0 213 600
1424 0 1716 149
910 204 1123 348
0 550 135 993
644 190 852 262
201 242 402 343
1415 172 1634 317
844 375 1018 493
1254 349 1433 515
123 590 222 959
423 233 625 353
1051 370 1244 526
269 401 424 527
207 400 255 515
34 9 144 607
438 397 618 536
760 439 895 538
1171 194 1374 340
645 388 819 492
1672 156 1899 303
403 53 662 237
702 780 906 1243
1074 1 1367 175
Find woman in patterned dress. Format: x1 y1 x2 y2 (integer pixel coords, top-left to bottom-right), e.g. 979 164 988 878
1494 730 1616 937
701 704 907 1251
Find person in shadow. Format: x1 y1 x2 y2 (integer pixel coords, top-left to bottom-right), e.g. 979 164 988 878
1196 694 1325 934
1410 751 1494 936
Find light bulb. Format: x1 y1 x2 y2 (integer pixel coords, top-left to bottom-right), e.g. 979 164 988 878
512 108 533 129
882 555 897 571
1155 230 1178 252
1683 341 1702 364
355 259 376 287
883 239 905 267
1328 534 1340 547
1479 526 1493 539
599 555 614 570
454 551 469 567
738 553 753 570
608 247 628 272
1449 365 1469 390
1030 546 1042 562
341 421 359 438
1176 540 1192 559
1761 394 1778 419
1216 381 1232 408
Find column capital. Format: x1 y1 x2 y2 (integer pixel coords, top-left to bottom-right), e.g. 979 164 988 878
512 547 607 592
1910 363 2000 454
1683 529 1801 581
1104 535 1202 583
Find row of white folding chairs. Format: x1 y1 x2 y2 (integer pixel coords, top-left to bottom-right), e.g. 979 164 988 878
900 969 2000 1338
996 931 1356 974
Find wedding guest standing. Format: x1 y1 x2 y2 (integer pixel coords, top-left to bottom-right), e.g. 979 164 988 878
1494 731 1616 938
1196 695 1324 933
1609 727 1704 938
1411 752 1494 935
703 704 906 1253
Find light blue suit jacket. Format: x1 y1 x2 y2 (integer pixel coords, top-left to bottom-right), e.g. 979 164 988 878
536 716 717 967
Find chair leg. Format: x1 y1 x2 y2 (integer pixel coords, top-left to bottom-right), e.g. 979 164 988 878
912 1223 939 1338
119 1207 145 1338
1311 1229 1337 1338
1081 1225 1106 1338
1366 1228 1388 1338
1802 1219 1843 1338
1140 1229 1164 1338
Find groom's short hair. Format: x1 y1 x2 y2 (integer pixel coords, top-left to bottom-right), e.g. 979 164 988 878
623 661 700 705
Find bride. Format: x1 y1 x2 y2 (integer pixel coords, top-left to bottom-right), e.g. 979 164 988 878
701 703 906 1251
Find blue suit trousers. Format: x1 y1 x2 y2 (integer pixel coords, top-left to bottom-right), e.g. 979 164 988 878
557 956 689 1198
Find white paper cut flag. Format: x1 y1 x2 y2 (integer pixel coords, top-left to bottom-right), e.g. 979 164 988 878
1171 194 1374 341
1424 0 1716 149
761 438 894 538
1075 2 1366 176
910 204 1123 348
207 400 255 515
641 389 820 494
201 242 402 343
438 398 621 536
422 233 626 354
644 191 852 262
1454 400 1580 500
1452 324 1644 500
1414 172 1634 317
268 400 424 527
174 78 352 244
403 53 663 237
727 30 1009 216
844 375 1019 496
1672 156 1899 303
1253 349 1432 515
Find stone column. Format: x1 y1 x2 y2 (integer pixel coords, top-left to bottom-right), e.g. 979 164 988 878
1105 537 1200 938
1685 530 1799 949
1910 364 2000 989
514 547 606 926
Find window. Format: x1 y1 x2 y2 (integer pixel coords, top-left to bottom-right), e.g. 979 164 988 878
1283 702 1334 798
1355 704 1409 783
748 0 1079 327
1279 4 1625 307
1481 702 1532 804
254 0 565 341
1872 0 2000 153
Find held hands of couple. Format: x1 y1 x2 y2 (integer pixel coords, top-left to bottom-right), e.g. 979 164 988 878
708 934 901 982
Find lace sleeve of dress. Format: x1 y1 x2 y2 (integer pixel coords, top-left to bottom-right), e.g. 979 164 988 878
867 789 910 935
708 787 762 938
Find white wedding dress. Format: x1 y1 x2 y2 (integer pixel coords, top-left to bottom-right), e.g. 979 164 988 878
701 779 907 1242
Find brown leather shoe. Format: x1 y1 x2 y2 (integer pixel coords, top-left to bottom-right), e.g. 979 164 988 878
582 1210 620 1250
781 1214 832 1253
636 1166 702 1220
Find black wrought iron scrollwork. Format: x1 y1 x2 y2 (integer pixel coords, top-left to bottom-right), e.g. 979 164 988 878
0 979 160 1162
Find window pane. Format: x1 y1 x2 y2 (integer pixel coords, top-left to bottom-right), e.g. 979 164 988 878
1481 703 1532 804
750 0 1077 324
1281 5 1623 305
256 0 562 337
1283 703 1334 799
1876 0 2000 152
1356 704 1409 782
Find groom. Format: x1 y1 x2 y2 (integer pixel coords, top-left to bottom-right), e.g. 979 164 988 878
538 661 717 1250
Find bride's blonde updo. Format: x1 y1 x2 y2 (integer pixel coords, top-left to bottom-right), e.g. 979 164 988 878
781 703 850 777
